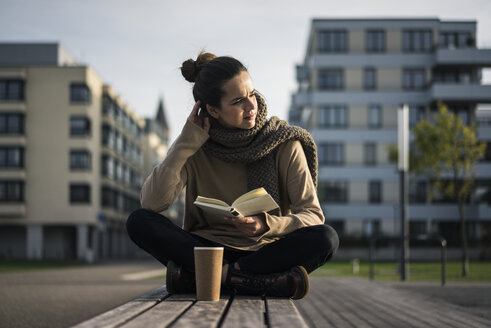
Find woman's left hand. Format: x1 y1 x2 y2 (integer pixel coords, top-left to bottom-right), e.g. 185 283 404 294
224 214 268 237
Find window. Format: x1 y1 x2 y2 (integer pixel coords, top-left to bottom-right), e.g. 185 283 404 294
114 159 121 181
403 30 433 52
410 221 427 235
289 109 302 124
0 180 24 202
131 170 141 189
364 143 376 166
368 105 382 128
102 95 116 116
403 69 426 90
433 68 473 84
70 183 91 203
318 30 347 52
410 180 427 203
363 219 381 236
364 68 376 90
114 130 122 152
0 113 24 134
70 116 91 136
483 142 491 162
369 180 382 203
439 32 473 48
318 69 344 90
318 105 347 128
366 30 386 52
0 79 25 101
0 147 24 168
70 83 91 103
102 124 113 146
101 155 114 177
318 143 344 166
319 181 348 203
453 108 470 125
409 105 426 127
101 185 115 208
70 150 91 170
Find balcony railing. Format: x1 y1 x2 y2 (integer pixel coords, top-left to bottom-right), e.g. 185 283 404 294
430 83 491 102
435 48 491 66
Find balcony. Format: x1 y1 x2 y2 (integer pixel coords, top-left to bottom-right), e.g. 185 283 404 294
435 48 491 66
296 65 309 82
475 163 491 178
292 90 428 106
430 83 491 102
318 166 398 180
322 203 488 220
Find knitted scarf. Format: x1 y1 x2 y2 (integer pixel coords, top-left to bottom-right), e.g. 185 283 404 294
202 94 318 215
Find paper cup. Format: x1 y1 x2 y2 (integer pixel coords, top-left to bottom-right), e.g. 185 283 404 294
194 247 223 301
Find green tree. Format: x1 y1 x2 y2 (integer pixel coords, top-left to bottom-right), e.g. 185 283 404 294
411 103 486 277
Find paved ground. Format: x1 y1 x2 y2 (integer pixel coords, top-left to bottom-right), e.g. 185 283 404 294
0 260 164 328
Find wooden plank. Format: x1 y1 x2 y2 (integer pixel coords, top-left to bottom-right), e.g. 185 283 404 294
306 285 361 328
172 298 229 328
119 295 195 328
134 286 168 301
266 298 308 328
221 296 265 328
71 286 169 328
71 300 159 328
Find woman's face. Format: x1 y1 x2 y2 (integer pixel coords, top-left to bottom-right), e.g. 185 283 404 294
207 70 258 130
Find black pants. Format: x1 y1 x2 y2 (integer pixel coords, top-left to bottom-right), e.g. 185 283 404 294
126 208 339 274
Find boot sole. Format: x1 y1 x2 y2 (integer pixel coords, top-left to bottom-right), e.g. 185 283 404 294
292 266 309 300
166 261 175 294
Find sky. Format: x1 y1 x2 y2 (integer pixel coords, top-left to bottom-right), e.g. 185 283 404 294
1 0 491 142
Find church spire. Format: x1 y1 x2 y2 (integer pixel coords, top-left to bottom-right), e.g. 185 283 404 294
156 95 169 131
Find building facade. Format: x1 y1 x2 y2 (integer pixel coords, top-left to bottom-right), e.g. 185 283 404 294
0 43 168 261
290 18 491 259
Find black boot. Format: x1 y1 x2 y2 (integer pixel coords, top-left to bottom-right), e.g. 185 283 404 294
226 265 310 300
165 261 196 294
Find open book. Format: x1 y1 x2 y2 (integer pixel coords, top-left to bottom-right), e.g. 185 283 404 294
193 187 279 217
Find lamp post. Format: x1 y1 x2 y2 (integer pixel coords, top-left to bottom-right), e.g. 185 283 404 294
398 104 409 281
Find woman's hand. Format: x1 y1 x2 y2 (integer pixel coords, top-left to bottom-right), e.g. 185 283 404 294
188 100 210 133
225 214 268 237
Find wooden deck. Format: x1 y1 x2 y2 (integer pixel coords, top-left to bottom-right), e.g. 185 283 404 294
71 287 307 328
295 277 491 328
72 277 491 328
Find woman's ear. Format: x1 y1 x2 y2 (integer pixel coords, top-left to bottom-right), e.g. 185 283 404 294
206 104 220 119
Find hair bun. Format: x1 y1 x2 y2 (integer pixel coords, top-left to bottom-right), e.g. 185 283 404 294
180 51 217 83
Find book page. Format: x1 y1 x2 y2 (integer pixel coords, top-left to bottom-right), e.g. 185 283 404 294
194 196 229 207
232 187 267 207
234 193 278 217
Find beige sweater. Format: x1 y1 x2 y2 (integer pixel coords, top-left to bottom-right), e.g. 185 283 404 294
140 120 325 251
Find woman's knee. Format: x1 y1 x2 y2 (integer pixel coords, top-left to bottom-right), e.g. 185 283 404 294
311 224 339 255
126 208 158 239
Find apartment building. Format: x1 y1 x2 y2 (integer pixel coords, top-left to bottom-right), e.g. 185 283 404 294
0 43 168 261
290 18 491 258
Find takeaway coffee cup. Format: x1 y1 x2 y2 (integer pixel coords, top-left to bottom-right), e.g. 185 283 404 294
194 247 224 301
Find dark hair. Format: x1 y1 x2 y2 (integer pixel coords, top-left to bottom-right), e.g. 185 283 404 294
181 51 247 109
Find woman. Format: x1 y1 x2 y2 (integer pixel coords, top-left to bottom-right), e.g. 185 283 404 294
127 51 338 300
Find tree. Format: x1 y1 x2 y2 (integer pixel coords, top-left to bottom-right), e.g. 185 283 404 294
411 102 486 277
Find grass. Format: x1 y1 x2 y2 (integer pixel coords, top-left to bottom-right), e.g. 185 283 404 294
0 260 90 273
2 259 490 282
312 260 491 282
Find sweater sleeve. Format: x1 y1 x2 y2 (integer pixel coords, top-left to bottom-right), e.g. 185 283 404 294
254 140 324 239
140 120 209 212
